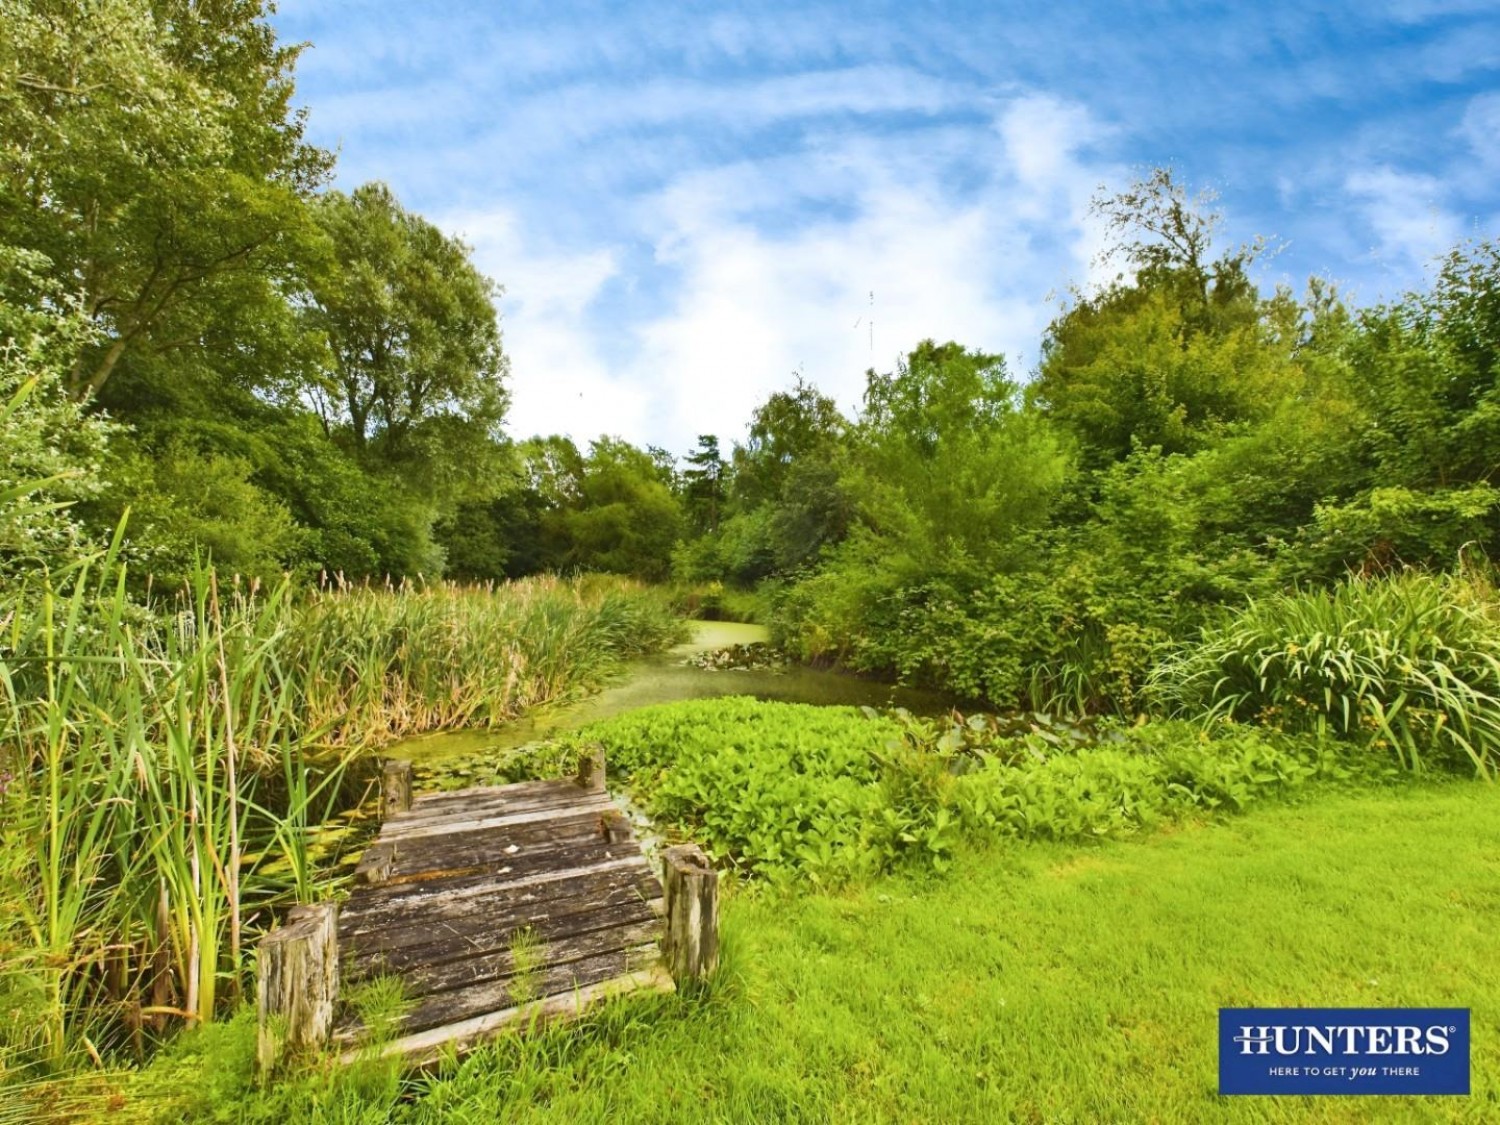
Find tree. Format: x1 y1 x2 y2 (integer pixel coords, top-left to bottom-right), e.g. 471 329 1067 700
1032 169 1295 465
0 250 112 581
731 377 846 510
853 340 1067 572
0 0 330 401
682 434 726 534
305 183 508 484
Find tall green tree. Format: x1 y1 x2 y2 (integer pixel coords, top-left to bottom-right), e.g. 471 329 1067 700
306 183 508 489
0 0 330 402
853 340 1067 573
682 434 727 534
1031 169 1294 466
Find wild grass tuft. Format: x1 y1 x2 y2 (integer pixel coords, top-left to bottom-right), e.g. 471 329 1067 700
1150 569 1500 777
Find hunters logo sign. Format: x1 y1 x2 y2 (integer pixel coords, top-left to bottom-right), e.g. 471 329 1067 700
1219 1008 1470 1096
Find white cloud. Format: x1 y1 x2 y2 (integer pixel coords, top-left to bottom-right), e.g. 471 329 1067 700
425 94 1119 456
1345 166 1464 275
1460 92 1500 169
437 208 648 443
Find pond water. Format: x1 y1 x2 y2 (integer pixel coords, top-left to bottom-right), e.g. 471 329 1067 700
388 620 955 765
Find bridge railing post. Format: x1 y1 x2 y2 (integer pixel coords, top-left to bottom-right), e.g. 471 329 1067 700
256 901 339 1078
662 844 718 984
576 745 606 791
382 759 413 819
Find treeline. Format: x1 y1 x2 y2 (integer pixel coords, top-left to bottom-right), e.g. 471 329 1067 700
678 173 1500 712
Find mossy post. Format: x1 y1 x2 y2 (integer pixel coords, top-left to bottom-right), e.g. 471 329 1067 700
663 844 719 983
255 901 339 1077
577 745 606 791
382 759 413 819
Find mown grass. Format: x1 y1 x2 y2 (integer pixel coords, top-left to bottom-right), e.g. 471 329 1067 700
109 780 1498 1123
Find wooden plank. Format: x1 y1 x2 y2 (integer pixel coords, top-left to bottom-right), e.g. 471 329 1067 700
341 873 661 957
340 965 675 1068
338 854 653 933
379 800 615 843
353 911 663 995
341 844 641 921
346 897 660 981
381 810 618 872
408 778 579 806
360 941 663 1038
391 784 605 828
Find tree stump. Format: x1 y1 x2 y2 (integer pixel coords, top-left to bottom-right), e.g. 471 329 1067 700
382 759 413 819
662 844 718 983
576 745 606 791
256 901 339 1077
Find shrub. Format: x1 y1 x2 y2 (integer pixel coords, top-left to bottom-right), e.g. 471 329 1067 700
1151 570 1500 777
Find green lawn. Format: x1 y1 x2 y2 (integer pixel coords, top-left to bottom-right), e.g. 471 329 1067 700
120 780 1498 1124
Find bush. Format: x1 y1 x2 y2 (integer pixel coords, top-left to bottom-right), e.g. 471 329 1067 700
1151 570 1500 777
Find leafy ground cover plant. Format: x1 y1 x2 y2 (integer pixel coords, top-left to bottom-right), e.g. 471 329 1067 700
524 699 1355 888
1151 569 1500 777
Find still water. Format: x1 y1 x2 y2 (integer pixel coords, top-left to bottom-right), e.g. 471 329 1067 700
389 621 954 765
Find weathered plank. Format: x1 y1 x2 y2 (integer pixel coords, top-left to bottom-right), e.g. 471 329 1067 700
358 913 664 997
383 941 662 1036
348 882 666 972
392 782 602 826
341 966 675 1069
381 810 621 874
380 800 616 843
343 861 654 937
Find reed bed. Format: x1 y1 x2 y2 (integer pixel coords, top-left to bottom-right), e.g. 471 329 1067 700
0 555 681 1077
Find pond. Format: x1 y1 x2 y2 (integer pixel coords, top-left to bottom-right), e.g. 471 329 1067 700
387 620 956 765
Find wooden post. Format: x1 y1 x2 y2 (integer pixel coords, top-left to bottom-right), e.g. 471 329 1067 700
662 844 718 983
382 759 413 819
353 840 397 885
576 745 605 791
256 901 339 1077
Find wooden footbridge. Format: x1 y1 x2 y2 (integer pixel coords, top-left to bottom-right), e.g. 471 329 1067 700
255 751 718 1073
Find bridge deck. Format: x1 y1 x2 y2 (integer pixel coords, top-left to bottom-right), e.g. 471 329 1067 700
332 777 672 1065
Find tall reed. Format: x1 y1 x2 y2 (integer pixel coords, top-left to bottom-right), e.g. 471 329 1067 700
0 558 681 1073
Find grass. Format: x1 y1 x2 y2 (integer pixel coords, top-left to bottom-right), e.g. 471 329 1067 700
103 779 1498 1123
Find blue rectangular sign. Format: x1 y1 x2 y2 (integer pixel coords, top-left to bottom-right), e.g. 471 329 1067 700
1219 1008 1470 1096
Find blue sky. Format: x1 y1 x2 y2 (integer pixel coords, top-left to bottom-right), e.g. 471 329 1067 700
271 0 1500 455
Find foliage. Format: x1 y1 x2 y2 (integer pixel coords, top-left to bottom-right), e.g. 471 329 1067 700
305 182 508 481
0 565 682 1073
0 263 113 582
0 0 330 401
851 340 1067 573
524 700 1348 890
1151 569 1500 777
